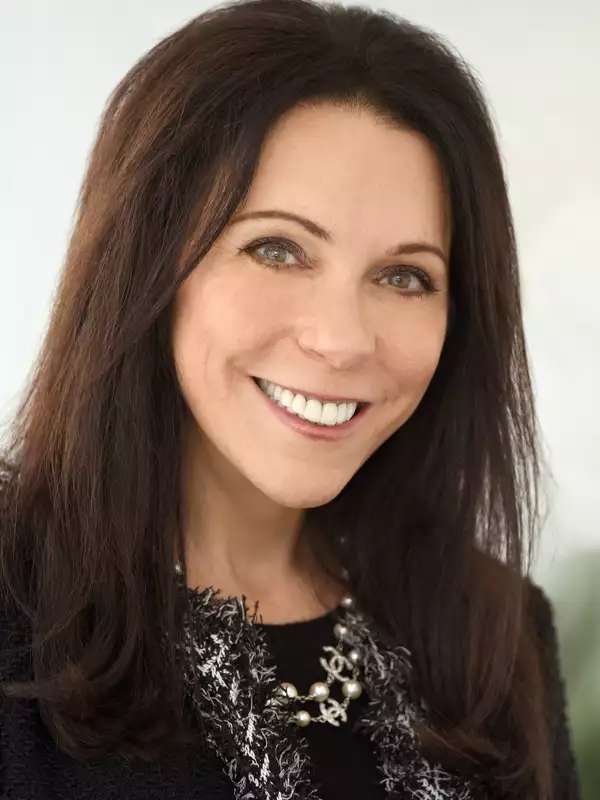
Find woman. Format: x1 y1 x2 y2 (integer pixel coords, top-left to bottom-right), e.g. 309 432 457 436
0 0 580 798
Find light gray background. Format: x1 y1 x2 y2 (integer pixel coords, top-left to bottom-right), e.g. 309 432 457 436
2 0 599 581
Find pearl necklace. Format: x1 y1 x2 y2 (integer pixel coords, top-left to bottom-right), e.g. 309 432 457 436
266 592 364 728
174 560 364 729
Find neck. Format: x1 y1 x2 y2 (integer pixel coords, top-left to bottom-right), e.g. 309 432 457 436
177 421 349 623
180 535 347 624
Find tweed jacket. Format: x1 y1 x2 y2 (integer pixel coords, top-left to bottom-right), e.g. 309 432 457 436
0 577 581 800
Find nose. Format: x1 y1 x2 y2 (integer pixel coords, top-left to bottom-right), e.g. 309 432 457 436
296 288 376 370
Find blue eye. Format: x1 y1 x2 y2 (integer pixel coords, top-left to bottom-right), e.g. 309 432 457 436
239 236 440 299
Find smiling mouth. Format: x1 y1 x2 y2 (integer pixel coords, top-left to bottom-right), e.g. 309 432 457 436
250 376 370 409
250 374 371 427
250 375 371 439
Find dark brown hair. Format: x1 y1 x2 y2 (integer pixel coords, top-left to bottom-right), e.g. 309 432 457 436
0 0 553 796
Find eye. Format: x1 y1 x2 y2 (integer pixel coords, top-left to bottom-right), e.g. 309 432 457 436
238 236 440 299
239 237 302 268
378 266 438 298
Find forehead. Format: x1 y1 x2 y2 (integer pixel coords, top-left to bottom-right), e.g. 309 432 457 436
238 103 452 253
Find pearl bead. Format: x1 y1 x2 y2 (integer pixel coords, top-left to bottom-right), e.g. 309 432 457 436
340 595 355 609
309 681 330 701
174 561 183 575
342 679 363 699
348 648 361 665
293 709 311 727
333 622 348 640
280 681 298 700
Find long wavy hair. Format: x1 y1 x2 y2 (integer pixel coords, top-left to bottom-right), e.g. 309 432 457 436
0 0 553 796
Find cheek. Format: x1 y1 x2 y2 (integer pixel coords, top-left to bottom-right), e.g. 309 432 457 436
170 270 279 394
385 316 447 401
187 264 287 343
170 275 217 405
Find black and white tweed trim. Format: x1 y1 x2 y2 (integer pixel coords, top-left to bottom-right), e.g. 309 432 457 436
169 579 481 800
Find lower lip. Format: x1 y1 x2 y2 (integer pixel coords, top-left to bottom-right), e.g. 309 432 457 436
251 376 370 441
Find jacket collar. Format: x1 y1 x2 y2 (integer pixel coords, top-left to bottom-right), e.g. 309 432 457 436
172 581 482 800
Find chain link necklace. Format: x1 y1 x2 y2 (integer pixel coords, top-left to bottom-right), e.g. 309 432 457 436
174 560 364 729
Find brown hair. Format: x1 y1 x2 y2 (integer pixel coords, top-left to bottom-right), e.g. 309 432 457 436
0 0 553 796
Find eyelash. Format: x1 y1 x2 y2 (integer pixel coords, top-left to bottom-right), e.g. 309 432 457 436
237 236 440 299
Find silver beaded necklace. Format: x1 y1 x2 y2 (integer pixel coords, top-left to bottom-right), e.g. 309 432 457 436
174 560 364 730
265 592 364 729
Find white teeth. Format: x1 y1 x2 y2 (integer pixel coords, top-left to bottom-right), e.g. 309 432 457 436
257 379 358 426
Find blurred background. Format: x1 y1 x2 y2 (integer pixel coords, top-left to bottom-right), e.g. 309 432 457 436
1 1 599 795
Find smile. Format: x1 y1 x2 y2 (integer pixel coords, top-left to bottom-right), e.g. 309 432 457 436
251 376 371 441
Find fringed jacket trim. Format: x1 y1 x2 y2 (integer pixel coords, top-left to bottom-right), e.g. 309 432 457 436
171 579 484 800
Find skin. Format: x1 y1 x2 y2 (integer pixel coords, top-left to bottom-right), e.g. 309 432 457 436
170 102 452 623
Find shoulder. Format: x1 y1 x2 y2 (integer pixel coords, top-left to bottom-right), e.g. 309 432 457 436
0 591 32 683
470 548 556 617
522 574 556 632
472 551 581 796
521 576 582 798
471 549 566 674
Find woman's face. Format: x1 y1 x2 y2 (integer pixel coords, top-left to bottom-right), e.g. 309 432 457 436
171 103 451 510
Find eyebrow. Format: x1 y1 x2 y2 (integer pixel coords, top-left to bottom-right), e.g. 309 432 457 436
229 209 448 267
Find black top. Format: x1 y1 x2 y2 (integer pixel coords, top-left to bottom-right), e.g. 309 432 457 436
0 582 581 799
256 608 387 799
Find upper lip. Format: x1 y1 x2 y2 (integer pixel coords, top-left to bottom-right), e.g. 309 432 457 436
254 376 370 405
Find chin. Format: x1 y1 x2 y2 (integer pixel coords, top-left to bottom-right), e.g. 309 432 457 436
256 476 350 510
